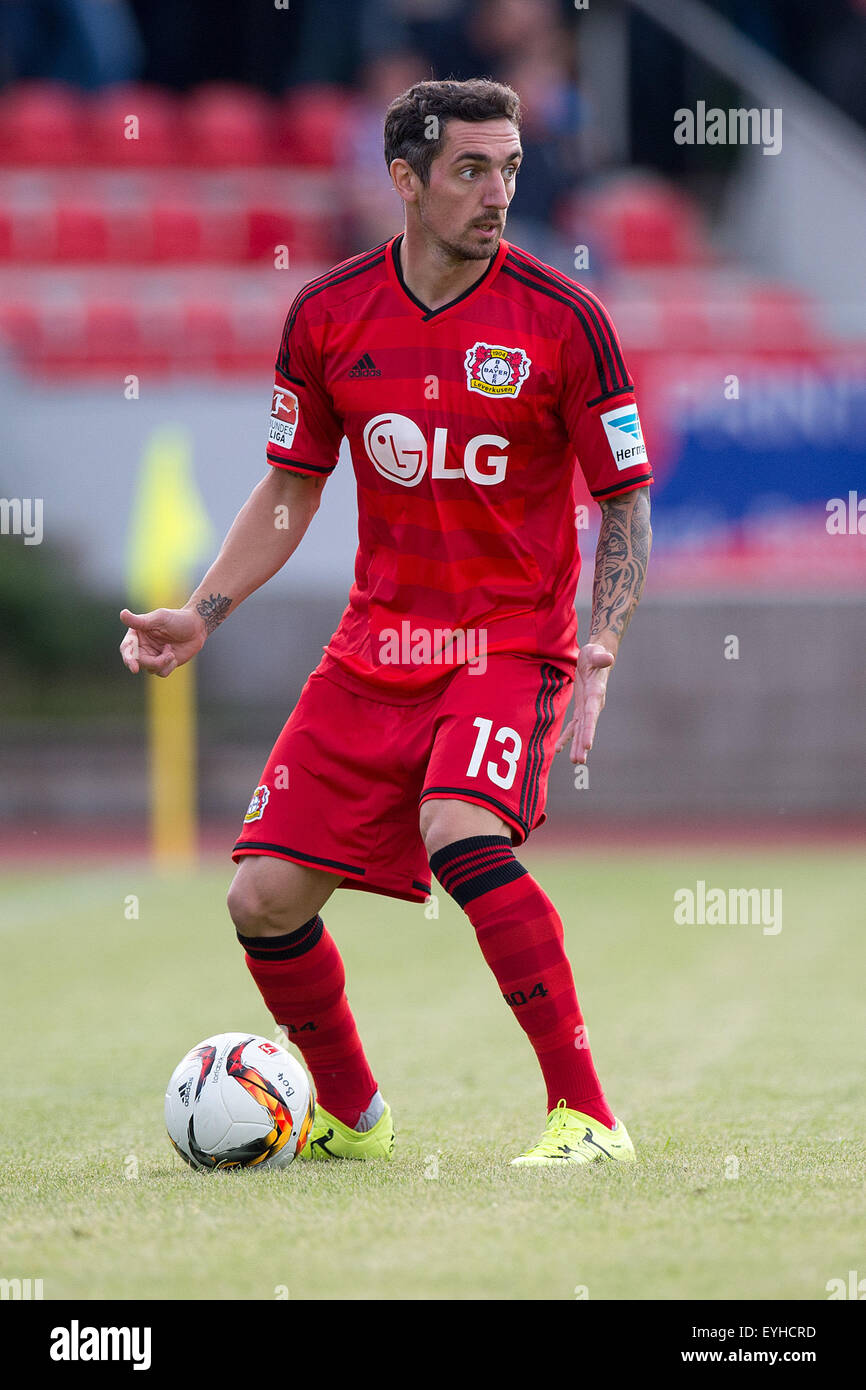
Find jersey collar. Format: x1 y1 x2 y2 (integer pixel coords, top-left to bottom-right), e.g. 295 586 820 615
387 232 508 322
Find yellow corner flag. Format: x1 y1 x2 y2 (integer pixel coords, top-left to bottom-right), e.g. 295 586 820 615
126 427 214 870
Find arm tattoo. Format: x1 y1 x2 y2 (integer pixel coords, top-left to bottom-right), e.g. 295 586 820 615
196 592 232 636
589 489 652 644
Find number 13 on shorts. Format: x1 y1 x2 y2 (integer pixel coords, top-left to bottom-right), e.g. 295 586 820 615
419 657 573 842
466 716 522 790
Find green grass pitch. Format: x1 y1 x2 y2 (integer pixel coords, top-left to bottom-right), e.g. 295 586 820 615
1 845 863 1301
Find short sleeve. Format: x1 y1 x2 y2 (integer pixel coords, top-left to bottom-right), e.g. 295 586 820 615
558 289 653 502
266 297 343 477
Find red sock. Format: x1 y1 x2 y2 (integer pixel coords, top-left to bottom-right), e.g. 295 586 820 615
237 915 376 1129
430 836 616 1126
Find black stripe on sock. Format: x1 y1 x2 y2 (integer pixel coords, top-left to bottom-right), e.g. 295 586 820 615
429 835 527 909
237 914 324 961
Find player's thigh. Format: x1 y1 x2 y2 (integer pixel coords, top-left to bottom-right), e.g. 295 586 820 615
234 668 433 901
227 854 342 937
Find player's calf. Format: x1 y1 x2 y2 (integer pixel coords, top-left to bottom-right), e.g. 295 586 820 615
428 832 617 1130
228 855 385 1142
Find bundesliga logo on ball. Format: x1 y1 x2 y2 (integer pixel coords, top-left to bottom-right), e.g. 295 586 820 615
464 341 531 397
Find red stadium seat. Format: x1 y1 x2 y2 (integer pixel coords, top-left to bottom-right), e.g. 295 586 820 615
138 297 183 369
55 202 110 261
747 288 818 349
0 209 14 261
40 299 86 365
230 295 283 363
0 302 42 359
245 206 292 261
85 85 182 167
184 85 273 168
84 301 139 365
0 83 84 166
198 206 246 262
105 204 154 263
151 204 204 261
7 204 55 261
648 278 819 351
277 86 355 167
181 301 234 367
564 175 711 269
657 293 716 348
244 206 338 264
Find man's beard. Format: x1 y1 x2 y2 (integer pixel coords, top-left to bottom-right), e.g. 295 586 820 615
419 205 502 262
452 233 501 261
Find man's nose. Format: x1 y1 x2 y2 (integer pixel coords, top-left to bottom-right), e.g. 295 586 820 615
482 174 510 208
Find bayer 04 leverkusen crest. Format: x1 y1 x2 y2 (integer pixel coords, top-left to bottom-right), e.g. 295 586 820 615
464 342 531 398
244 784 270 823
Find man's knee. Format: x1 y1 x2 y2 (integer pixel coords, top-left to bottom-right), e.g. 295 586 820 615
227 856 339 938
420 797 514 859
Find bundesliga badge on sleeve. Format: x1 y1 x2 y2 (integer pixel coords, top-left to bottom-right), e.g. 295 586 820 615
269 385 299 449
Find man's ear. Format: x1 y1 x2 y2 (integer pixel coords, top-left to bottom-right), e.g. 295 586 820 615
390 158 421 205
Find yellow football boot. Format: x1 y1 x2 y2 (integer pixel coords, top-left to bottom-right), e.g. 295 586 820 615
511 1099 635 1166
298 1099 395 1161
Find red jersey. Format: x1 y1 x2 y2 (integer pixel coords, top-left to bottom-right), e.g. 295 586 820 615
266 234 653 701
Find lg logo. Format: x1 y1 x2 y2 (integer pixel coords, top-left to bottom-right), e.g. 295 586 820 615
363 413 509 487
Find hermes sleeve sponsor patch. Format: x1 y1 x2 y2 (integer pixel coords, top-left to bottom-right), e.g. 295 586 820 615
599 404 648 470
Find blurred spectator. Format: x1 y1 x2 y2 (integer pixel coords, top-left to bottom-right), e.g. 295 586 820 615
502 35 586 247
343 50 432 250
359 0 471 77
465 0 568 71
286 0 580 89
0 0 143 88
286 0 472 87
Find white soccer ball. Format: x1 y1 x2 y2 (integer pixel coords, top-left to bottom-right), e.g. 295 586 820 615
165 1032 314 1170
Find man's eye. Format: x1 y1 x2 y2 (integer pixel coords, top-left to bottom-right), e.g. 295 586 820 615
459 168 477 179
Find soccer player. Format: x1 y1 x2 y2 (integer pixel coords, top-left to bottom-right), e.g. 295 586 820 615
120 79 652 1166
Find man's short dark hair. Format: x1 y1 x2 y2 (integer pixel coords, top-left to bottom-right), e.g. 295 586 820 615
384 78 522 185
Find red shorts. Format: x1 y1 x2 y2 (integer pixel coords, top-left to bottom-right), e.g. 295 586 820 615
232 655 574 904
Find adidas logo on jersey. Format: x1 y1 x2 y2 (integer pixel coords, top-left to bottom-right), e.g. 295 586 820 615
349 354 381 378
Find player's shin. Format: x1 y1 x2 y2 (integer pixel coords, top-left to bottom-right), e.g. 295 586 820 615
429 836 615 1127
236 915 378 1129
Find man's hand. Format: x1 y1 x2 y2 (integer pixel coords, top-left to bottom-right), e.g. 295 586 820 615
119 607 207 677
118 469 324 679
555 642 616 765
